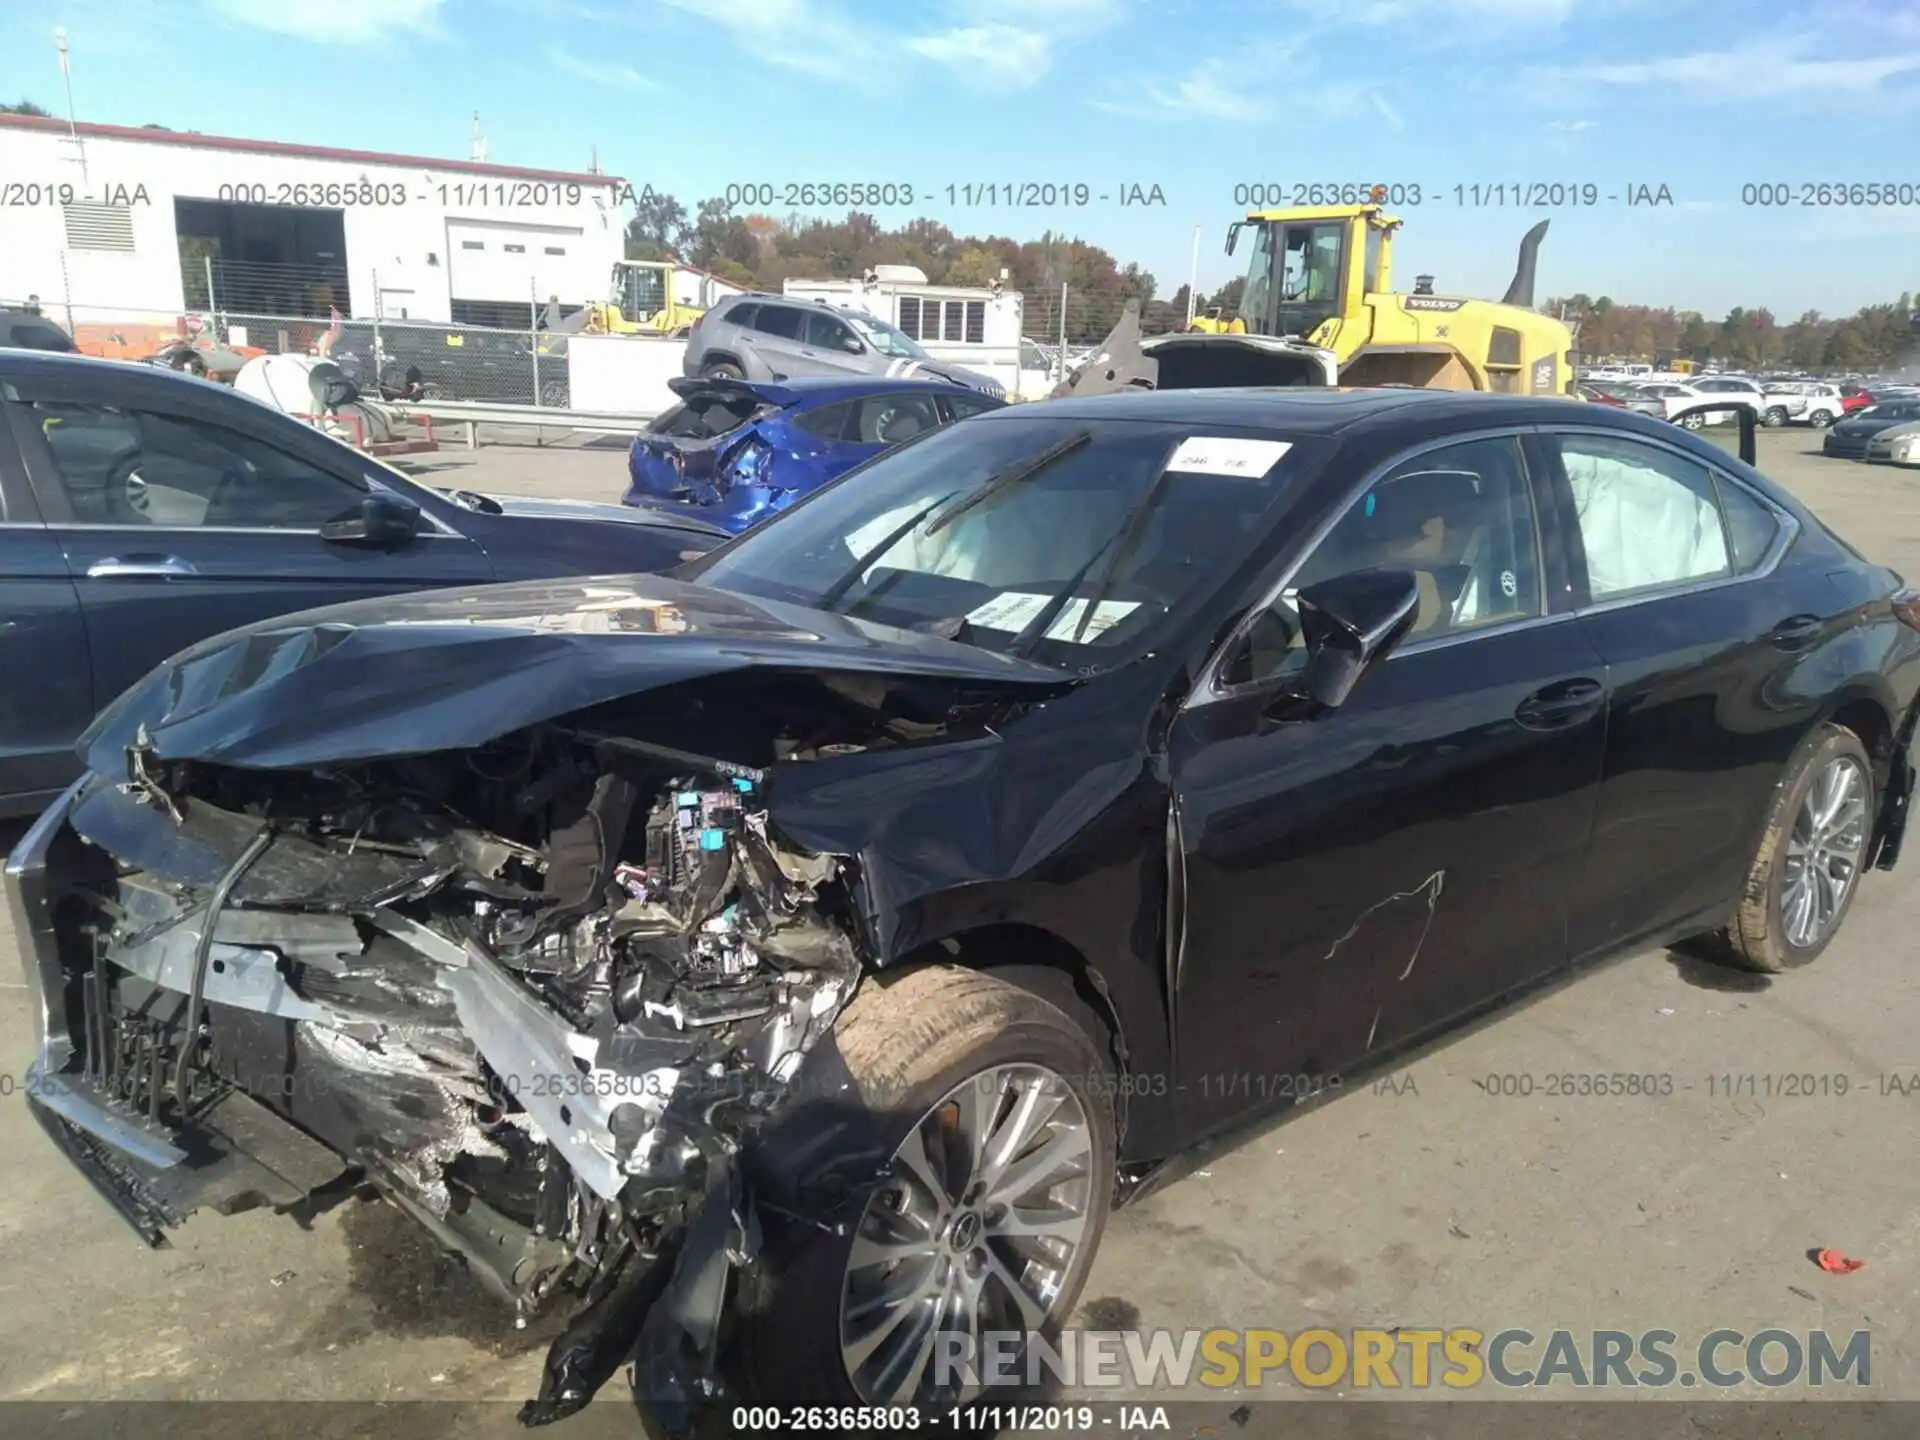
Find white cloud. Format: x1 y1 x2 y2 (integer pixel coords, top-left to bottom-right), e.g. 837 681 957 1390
1547 118 1597 131
653 0 892 88
906 24 1053 88
212 0 445 41
1140 58 1270 120
1525 35 1920 100
545 44 657 90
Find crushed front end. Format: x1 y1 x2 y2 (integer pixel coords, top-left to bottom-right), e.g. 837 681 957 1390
6 727 870 1433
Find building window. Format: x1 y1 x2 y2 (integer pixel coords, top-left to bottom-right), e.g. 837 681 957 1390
898 296 922 338
461 240 485 250
964 300 985 344
504 243 526 253
545 246 566 255
942 300 963 342
63 202 135 252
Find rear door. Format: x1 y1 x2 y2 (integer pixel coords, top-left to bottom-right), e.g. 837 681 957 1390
743 304 821 379
6 368 496 716
0 405 93 812
1538 425 1824 958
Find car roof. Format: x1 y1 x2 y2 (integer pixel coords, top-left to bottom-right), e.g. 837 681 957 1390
0 347 202 387
991 386 1639 433
716 292 875 322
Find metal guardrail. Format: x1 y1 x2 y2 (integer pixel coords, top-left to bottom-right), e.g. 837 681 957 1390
385 399 658 449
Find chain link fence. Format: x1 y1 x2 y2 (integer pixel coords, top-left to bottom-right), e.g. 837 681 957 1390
6 293 575 409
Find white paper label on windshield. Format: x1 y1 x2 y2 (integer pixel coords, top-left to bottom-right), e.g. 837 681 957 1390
965 592 1141 642
1166 436 1292 478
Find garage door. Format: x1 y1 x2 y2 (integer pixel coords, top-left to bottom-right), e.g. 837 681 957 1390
446 219 585 303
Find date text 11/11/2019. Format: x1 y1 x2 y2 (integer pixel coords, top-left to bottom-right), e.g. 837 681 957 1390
1229 182 1677 209
717 181 1168 209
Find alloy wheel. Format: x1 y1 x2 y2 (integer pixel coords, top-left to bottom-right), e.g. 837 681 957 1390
1780 756 1869 948
839 1063 1094 1407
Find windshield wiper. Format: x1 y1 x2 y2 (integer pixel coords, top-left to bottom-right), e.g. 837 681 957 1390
1005 540 1119 660
1065 451 1179 644
817 492 955 611
924 430 1092 536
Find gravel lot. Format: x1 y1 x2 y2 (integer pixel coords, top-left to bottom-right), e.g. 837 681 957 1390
3 426 1917 1437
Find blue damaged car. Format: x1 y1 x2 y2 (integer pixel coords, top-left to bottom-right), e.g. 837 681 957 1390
622 374 1005 534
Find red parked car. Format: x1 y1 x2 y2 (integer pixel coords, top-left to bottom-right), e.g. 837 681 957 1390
1841 387 1877 414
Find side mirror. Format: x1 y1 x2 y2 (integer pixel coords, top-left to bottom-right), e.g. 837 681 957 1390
321 492 422 546
1278 567 1421 715
841 336 865 354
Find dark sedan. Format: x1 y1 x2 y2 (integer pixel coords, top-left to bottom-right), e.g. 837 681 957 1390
0 350 727 817
9 389 1918 1432
1823 398 1920 458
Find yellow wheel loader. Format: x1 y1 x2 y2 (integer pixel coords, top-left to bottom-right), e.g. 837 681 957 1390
1058 203 1576 399
580 260 706 337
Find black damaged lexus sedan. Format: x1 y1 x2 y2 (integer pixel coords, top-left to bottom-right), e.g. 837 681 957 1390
9 389 1919 1434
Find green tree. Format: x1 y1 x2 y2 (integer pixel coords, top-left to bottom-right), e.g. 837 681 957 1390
0 99 51 116
625 189 690 261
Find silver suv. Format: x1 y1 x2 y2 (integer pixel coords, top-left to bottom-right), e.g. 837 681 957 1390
683 294 1005 397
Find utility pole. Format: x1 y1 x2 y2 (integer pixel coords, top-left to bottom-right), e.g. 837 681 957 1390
470 112 487 163
54 27 86 182
1186 225 1201 326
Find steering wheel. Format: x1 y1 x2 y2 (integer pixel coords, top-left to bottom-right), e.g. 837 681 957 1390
104 454 151 521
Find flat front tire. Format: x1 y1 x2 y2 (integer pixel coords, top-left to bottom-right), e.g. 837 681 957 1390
730 964 1116 1417
1725 722 1875 972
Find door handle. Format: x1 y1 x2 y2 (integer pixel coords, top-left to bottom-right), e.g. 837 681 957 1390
86 555 198 579
1514 677 1605 731
1767 613 1823 650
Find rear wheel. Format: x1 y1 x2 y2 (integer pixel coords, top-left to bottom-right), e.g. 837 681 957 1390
1763 406 1789 428
702 359 746 381
1680 412 1707 431
1809 410 1836 429
1724 723 1875 972
731 964 1115 1415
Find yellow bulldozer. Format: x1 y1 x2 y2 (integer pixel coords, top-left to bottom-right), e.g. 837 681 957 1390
1064 203 1576 399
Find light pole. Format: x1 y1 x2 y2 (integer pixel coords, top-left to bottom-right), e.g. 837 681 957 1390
1185 225 1201 326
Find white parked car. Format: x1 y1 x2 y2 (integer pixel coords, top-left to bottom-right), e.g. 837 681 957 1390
1688 375 1804 426
1631 381 1750 429
1015 336 1059 401
1784 383 1848 429
1865 418 1920 466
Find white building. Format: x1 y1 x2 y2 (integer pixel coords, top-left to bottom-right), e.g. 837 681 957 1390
0 113 631 328
782 266 1027 393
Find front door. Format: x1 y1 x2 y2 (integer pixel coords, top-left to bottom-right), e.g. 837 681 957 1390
1166 433 1608 1134
0 425 92 810
5 376 495 717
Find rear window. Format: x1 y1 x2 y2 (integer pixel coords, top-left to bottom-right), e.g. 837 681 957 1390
3 318 76 351
794 401 854 440
649 391 763 439
753 306 803 340
721 301 757 329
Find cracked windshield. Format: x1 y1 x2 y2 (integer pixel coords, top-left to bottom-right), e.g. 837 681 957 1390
2 4 1919 1440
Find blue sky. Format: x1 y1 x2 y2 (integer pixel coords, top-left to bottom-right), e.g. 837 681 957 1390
7 0 1920 317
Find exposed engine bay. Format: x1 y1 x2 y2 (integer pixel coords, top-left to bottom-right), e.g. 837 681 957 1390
43 719 897 1433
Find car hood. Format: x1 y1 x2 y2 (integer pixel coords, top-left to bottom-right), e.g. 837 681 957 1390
1835 415 1914 435
79 574 1070 772
1866 419 1920 441
454 489 730 537
912 360 1002 395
